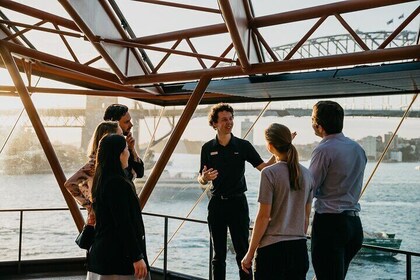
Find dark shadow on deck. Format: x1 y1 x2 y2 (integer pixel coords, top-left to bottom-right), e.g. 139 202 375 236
0 258 205 280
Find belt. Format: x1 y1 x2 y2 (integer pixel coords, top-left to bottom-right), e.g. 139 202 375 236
341 210 359 217
213 193 244 200
316 210 359 217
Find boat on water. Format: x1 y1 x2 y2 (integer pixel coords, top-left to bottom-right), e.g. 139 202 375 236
0 0 419 279
360 232 403 257
415 166 420 170
227 231 403 258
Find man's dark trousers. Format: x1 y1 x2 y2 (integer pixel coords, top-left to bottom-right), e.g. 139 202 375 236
208 194 252 280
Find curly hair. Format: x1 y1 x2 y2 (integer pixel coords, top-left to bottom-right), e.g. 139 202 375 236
208 103 234 127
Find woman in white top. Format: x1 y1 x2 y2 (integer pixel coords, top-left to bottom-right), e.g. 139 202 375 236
241 123 313 280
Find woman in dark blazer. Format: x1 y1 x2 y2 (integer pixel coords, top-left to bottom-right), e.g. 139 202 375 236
87 134 150 280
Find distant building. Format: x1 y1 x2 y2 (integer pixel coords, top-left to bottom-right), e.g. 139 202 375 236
384 132 398 149
360 136 377 160
390 151 403 162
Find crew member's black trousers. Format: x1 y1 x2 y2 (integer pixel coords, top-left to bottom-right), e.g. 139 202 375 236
208 194 252 280
311 212 363 280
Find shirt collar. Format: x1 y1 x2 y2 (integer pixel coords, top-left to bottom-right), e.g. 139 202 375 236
211 133 237 148
320 132 345 143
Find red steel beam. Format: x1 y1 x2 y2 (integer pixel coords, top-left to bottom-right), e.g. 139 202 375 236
102 38 235 63
251 0 417 28
0 57 148 92
152 39 182 74
33 62 120 91
139 76 211 209
0 40 121 84
0 85 229 101
218 0 250 69
58 0 126 80
378 5 420 49
0 0 80 31
135 0 416 45
98 0 152 76
0 46 85 232
0 19 83 38
125 45 420 85
284 16 328 60
2 20 47 41
334 14 370 51
133 0 221 14
134 23 227 45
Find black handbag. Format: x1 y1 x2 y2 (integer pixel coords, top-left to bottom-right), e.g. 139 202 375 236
75 224 95 250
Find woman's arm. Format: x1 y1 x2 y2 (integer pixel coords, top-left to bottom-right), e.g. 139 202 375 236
64 160 94 209
304 202 312 234
241 202 271 274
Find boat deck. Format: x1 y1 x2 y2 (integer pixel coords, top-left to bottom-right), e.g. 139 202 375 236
0 258 204 280
4 272 85 280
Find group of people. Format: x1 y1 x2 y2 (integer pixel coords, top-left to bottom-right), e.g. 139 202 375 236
198 101 366 280
65 104 150 280
65 100 367 280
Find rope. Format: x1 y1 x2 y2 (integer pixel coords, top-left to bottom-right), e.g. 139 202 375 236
150 102 271 266
142 106 165 160
243 101 271 140
0 108 25 155
0 75 41 155
150 184 209 266
360 92 418 198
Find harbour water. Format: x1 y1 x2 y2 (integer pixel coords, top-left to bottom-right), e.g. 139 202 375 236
0 154 419 279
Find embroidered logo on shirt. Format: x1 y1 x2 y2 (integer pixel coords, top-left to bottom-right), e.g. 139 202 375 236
210 151 218 155
234 152 239 155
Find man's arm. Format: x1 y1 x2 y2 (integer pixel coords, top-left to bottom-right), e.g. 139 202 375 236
255 155 275 171
126 132 144 178
308 148 328 193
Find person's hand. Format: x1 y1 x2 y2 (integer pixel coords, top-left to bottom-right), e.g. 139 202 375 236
291 131 297 140
86 208 96 226
126 132 136 151
133 259 147 280
241 252 253 274
201 165 218 182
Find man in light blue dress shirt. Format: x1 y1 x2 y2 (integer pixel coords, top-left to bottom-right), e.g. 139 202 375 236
309 101 367 280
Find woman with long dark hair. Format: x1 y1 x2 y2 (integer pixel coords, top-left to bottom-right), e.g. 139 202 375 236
241 123 313 280
87 134 150 280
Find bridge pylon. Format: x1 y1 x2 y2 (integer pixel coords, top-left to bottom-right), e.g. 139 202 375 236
81 96 118 150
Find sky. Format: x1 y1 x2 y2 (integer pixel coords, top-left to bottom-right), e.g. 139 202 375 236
0 0 419 146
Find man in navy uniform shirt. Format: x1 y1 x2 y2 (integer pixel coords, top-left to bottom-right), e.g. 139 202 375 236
198 103 274 280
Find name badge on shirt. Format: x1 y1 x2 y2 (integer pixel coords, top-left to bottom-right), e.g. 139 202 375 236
210 151 218 156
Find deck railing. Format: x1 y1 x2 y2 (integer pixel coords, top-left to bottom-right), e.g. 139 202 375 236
1 207 419 280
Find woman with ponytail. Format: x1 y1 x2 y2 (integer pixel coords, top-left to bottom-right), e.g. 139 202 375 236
241 123 313 280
